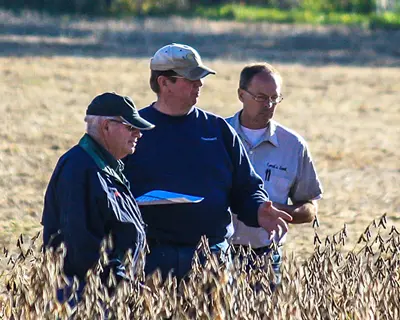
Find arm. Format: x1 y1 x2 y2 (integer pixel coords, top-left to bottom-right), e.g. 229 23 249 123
56 163 105 280
285 139 322 224
273 200 318 224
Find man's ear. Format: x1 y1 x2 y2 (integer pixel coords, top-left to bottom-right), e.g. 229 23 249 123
100 119 109 133
238 88 244 103
158 75 169 90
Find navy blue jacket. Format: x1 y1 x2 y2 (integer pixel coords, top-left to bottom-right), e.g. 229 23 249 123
42 134 146 281
123 105 268 246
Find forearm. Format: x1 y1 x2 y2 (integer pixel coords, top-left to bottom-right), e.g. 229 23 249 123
273 201 317 224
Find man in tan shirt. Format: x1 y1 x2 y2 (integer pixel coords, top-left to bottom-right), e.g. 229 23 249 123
226 63 323 285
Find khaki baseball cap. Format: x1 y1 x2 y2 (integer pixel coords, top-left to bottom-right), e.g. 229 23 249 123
150 43 216 81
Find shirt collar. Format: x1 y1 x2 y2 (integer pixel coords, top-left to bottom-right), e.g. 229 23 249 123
266 120 279 147
231 110 279 148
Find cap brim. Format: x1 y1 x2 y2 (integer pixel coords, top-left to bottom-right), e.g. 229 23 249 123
176 65 216 81
121 116 155 131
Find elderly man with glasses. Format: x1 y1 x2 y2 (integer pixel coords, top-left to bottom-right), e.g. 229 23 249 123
41 92 154 302
123 44 293 282
226 63 323 286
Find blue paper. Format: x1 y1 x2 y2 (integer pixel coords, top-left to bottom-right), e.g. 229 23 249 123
136 190 204 206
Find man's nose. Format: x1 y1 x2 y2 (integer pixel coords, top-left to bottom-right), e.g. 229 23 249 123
195 79 203 87
266 101 275 109
132 129 142 138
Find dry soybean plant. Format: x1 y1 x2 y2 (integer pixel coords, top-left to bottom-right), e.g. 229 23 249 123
0 213 399 319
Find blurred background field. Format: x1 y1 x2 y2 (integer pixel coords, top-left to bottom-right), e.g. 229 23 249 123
2 0 400 28
0 3 399 268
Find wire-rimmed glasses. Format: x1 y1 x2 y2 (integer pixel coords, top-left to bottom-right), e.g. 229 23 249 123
242 88 283 104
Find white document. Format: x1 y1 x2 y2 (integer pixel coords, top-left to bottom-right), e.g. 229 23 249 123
136 190 204 206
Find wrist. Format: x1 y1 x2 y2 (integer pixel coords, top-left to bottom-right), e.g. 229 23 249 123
273 202 287 211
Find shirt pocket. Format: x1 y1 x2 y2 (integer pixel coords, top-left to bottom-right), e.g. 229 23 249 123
273 176 292 196
267 169 294 202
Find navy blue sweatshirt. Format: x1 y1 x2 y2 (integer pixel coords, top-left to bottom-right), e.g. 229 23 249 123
42 134 146 281
123 105 268 246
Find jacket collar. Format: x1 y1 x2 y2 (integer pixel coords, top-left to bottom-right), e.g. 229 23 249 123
79 134 130 188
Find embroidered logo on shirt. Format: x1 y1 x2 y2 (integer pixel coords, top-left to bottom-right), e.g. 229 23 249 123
266 163 288 181
201 137 217 141
267 162 287 172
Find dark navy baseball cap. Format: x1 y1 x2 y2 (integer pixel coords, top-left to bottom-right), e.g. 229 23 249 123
86 92 155 130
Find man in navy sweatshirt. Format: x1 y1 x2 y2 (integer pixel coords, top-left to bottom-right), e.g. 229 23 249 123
123 43 293 281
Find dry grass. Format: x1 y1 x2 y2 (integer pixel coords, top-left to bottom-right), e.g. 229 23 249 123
0 9 399 267
0 215 399 319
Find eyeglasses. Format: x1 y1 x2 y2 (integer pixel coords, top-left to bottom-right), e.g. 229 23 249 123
108 119 137 133
169 76 186 79
168 75 200 83
242 88 283 104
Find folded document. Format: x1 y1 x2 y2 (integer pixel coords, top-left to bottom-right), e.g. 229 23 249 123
136 190 204 206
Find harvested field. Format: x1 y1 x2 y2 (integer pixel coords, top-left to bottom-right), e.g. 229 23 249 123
0 9 399 263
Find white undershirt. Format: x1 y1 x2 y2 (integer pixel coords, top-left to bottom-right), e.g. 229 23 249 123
240 126 267 147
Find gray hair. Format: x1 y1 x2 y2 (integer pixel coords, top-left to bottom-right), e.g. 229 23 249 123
84 115 119 138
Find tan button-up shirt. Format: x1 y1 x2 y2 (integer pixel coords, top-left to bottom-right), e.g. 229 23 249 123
226 111 323 248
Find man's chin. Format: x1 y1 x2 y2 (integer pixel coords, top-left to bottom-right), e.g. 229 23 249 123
123 147 136 156
262 112 274 122
192 97 199 106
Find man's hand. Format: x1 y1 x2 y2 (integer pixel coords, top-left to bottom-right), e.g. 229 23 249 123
257 201 293 242
273 200 318 224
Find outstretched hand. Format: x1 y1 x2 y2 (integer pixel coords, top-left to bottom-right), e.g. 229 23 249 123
257 201 293 242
